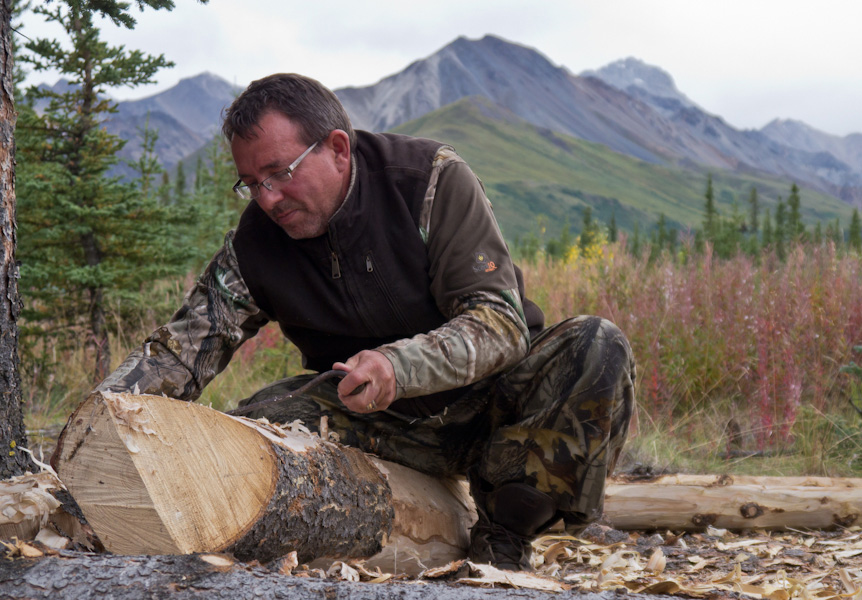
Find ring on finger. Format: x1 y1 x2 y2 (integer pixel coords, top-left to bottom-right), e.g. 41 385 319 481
366 401 376 411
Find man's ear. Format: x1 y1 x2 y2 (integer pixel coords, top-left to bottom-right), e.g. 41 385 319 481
328 129 351 173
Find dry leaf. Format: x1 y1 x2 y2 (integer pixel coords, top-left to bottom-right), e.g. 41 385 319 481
459 562 566 592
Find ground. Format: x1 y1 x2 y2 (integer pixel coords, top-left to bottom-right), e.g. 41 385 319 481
3 519 862 599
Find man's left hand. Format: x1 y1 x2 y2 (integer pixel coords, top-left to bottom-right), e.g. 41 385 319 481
333 350 396 413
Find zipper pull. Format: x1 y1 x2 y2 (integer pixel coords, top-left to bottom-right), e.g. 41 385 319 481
331 251 341 279
366 254 373 272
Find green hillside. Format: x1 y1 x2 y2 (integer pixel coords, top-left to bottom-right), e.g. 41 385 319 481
393 96 855 242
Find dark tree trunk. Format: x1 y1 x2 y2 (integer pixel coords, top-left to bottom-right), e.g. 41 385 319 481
81 231 110 382
0 0 34 479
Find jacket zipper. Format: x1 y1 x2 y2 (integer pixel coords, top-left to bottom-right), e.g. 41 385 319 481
365 251 411 331
328 228 342 279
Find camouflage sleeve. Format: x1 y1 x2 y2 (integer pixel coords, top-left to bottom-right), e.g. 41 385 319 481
96 231 270 401
376 150 529 399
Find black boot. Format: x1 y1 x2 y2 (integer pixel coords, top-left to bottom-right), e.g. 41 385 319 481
468 482 557 571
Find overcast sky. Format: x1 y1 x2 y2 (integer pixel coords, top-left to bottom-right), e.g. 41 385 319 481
17 0 862 137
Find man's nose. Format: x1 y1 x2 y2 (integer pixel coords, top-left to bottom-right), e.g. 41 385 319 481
255 185 283 209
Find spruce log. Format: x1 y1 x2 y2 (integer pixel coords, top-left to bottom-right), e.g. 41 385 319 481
605 473 862 530
52 391 474 574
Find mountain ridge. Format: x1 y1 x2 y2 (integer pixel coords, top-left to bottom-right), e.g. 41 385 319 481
32 34 862 217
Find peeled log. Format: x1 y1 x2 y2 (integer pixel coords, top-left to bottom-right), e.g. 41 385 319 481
52 392 474 574
605 473 862 530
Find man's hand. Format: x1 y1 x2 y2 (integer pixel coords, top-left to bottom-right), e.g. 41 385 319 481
332 350 396 413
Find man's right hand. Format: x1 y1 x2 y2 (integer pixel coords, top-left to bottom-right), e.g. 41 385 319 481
333 350 397 414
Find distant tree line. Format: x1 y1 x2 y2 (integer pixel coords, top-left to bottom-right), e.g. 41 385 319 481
514 174 862 263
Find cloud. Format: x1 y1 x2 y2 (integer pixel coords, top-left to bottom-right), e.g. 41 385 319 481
17 0 862 136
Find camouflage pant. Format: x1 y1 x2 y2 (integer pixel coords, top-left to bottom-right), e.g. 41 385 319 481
237 315 636 534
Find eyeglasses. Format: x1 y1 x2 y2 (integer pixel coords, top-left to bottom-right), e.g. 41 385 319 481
232 140 319 201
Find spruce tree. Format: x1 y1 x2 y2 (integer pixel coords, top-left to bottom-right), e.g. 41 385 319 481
607 211 618 243
174 159 187 202
577 206 600 256
762 208 773 249
16 1 191 381
787 183 805 241
775 197 787 261
703 174 718 242
850 209 862 253
812 222 823 246
748 186 759 233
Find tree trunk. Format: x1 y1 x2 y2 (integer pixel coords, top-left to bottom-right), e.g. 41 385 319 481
604 473 862 530
81 230 110 383
0 0 34 480
52 392 475 575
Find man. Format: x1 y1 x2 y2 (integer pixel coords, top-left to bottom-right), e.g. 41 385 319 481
99 73 636 571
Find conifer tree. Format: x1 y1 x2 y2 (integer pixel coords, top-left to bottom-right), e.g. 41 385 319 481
16 1 191 381
812 222 823 246
630 222 642 258
577 206 600 256
748 186 759 233
702 174 718 242
762 208 773 249
775 197 787 260
607 211 618 243
786 183 805 241
174 159 187 202
850 208 862 253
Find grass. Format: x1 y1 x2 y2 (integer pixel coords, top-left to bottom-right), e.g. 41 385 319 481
19 241 862 477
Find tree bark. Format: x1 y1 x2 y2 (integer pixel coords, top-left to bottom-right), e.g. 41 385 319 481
52 392 475 575
0 0 34 480
604 473 862 530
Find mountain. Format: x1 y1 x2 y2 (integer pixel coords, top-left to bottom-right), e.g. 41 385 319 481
581 57 700 117
105 73 241 177
32 73 240 179
337 35 685 165
336 35 862 205
33 34 860 230
760 119 862 175
582 57 862 203
392 96 853 240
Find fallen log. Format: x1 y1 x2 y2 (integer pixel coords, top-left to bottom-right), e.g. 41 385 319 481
605 473 862 530
0 552 572 600
49 392 862 575
52 391 474 575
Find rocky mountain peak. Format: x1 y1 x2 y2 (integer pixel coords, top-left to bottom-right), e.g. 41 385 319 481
582 57 699 115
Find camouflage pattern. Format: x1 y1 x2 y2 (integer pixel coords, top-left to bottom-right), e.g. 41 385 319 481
97 236 269 400
237 315 635 535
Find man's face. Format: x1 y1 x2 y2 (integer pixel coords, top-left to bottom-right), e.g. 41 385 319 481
231 111 351 239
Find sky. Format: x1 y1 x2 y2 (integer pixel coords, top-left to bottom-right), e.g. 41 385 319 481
17 0 862 137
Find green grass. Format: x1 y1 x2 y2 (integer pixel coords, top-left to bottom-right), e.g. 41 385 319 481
394 97 855 241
